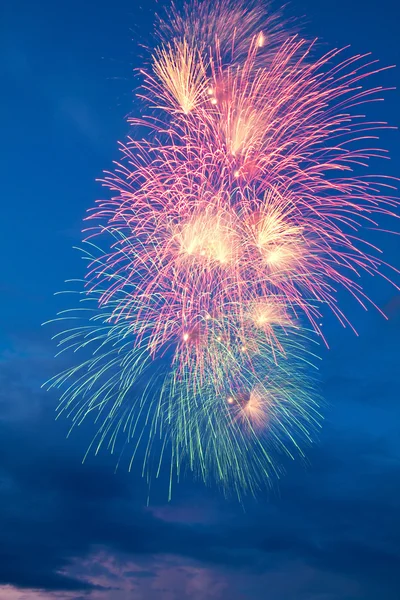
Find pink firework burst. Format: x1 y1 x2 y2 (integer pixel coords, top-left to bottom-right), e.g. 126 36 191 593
46 0 398 498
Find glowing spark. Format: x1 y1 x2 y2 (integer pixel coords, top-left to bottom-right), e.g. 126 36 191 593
152 39 207 113
257 31 265 47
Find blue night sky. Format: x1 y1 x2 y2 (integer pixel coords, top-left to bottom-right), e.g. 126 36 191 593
1 0 399 598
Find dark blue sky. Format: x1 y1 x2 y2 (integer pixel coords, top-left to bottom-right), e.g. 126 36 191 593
1 1 399 598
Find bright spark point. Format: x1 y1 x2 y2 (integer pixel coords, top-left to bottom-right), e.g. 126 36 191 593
257 31 265 47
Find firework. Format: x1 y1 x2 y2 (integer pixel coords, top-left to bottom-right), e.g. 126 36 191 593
45 0 397 499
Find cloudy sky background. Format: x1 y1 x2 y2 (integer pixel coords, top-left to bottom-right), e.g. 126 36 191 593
1 0 399 598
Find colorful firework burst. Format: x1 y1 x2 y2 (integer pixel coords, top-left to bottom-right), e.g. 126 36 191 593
45 0 398 499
